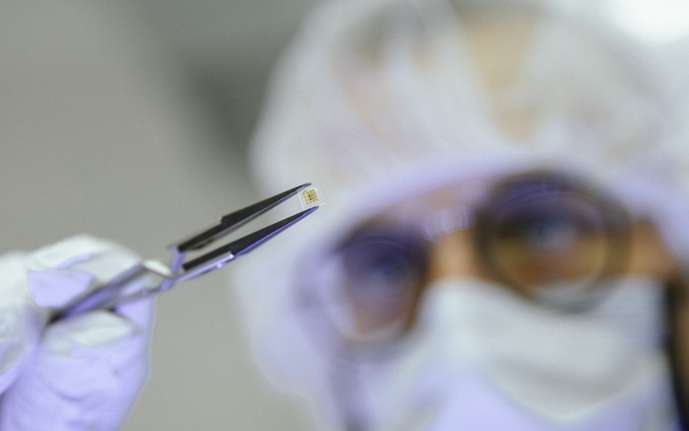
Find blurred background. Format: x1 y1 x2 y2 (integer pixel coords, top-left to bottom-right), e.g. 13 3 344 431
0 1 687 430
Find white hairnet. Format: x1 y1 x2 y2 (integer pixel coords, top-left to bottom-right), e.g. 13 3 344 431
233 0 689 425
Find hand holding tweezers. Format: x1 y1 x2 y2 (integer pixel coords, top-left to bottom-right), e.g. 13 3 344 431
49 183 318 323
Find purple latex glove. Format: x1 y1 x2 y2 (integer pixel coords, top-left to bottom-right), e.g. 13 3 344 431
0 236 153 431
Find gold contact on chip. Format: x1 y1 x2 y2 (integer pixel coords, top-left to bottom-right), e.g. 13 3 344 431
300 187 321 209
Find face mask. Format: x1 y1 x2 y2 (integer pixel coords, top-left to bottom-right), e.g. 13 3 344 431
345 277 675 431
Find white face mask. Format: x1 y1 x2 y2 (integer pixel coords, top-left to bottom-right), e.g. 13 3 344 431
344 278 675 431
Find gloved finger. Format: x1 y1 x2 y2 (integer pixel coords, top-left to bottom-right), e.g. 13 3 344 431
0 254 42 394
59 237 152 322
27 269 94 309
0 310 150 431
28 234 141 283
26 235 143 312
26 235 117 272
116 297 154 332
67 244 140 285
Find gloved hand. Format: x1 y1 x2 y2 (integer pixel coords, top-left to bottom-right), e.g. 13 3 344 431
0 235 154 431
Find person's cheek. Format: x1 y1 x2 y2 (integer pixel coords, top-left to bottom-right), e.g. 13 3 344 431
627 222 678 278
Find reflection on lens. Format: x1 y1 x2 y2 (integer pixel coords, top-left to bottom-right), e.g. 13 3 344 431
494 192 607 285
334 227 428 339
476 170 629 306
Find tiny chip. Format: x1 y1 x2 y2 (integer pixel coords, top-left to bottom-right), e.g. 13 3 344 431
300 187 322 209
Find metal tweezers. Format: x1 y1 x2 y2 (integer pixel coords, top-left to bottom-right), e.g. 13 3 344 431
50 183 318 323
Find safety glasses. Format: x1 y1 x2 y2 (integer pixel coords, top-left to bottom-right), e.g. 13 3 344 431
302 170 632 345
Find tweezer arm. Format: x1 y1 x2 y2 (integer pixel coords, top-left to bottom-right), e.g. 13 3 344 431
181 207 318 272
48 260 175 323
174 183 311 252
49 206 319 323
50 183 318 323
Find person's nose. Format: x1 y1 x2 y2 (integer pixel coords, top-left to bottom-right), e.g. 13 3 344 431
426 229 483 285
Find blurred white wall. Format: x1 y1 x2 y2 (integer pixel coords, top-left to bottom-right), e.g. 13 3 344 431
130 0 319 151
